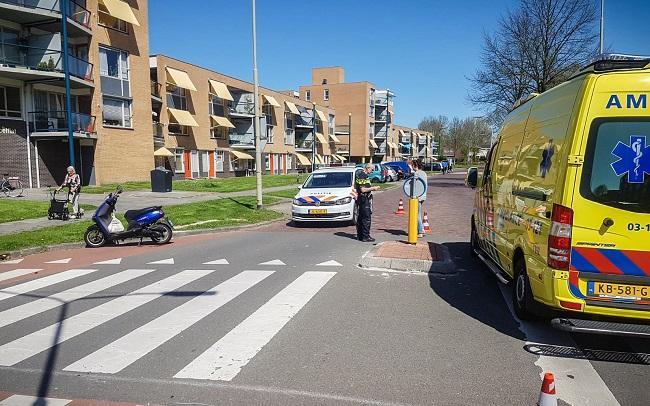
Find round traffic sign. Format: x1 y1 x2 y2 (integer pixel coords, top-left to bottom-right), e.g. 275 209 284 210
402 176 426 198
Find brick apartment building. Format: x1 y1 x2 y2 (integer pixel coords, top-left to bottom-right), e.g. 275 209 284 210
0 0 152 187
149 55 340 179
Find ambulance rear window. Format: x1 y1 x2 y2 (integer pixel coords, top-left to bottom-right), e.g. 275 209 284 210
580 120 650 213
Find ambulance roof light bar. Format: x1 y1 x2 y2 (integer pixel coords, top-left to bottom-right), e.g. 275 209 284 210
585 53 650 72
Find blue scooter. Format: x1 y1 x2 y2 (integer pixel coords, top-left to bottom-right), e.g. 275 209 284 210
84 186 174 248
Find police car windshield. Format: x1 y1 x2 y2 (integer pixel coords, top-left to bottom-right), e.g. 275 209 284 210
580 120 650 213
303 172 353 189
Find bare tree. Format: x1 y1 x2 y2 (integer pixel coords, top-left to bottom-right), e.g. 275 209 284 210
418 115 448 158
468 0 598 125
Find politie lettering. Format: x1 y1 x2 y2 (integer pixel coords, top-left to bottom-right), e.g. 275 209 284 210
606 94 647 109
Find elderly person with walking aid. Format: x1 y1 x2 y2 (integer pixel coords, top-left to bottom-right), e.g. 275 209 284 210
57 166 82 218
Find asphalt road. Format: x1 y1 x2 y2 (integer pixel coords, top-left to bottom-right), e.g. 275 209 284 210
0 174 647 406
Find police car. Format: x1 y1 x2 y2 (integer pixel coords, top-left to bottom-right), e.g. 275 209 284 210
291 167 358 225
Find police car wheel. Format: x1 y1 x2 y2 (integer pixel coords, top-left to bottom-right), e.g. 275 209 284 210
513 259 536 320
351 205 359 226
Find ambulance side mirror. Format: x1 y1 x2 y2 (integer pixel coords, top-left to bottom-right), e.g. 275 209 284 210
466 167 479 189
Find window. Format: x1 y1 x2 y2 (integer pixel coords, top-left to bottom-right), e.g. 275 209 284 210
580 120 650 213
167 85 187 110
210 96 226 116
211 126 227 139
174 148 185 173
324 89 329 101
264 155 270 171
305 90 311 102
99 47 128 79
266 125 274 144
287 154 293 170
215 150 225 172
303 172 353 188
0 26 20 65
0 85 21 118
98 3 128 33
285 112 294 129
102 97 132 128
168 123 189 135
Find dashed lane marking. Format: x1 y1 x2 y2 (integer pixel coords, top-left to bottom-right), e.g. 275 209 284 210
0 394 72 406
1 259 23 265
258 259 286 266
93 258 123 265
316 260 342 267
202 259 229 265
45 258 72 264
146 258 174 265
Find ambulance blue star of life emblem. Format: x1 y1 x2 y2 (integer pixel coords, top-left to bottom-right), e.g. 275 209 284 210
611 135 650 184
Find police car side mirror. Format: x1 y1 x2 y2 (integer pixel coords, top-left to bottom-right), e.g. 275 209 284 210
466 167 479 189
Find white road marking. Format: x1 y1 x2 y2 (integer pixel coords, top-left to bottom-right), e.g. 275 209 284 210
0 269 99 303
0 269 42 283
316 260 342 267
64 270 274 374
498 284 620 406
147 258 174 265
45 258 71 264
259 259 285 266
0 395 71 406
0 269 155 329
1 258 23 265
93 258 122 265
0 269 215 366
175 271 336 381
203 259 229 265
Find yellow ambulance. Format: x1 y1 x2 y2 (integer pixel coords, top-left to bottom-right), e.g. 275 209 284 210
466 55 650 336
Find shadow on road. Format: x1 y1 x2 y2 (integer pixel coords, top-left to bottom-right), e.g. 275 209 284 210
377 228 407 236
427 241 525 340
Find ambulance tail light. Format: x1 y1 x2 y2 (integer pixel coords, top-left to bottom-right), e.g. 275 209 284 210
548 204 573 270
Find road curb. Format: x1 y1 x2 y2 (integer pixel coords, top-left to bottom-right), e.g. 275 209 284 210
358 241 455 274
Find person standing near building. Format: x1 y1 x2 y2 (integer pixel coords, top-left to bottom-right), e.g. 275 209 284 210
57 166 82 218
414 160 428 237
355 163 380 242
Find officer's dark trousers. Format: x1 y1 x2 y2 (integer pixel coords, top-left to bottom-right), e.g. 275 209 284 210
356 200 372 240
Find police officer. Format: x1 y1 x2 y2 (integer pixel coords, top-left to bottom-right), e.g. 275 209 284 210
355 163 380 242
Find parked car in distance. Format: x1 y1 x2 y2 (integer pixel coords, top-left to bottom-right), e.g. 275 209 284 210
425 161 442 172
383 161 412 180
383 165 398 182
355 163 386 183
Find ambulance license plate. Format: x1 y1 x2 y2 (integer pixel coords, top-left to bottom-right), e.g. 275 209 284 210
588 282 650 300
309 209 327 214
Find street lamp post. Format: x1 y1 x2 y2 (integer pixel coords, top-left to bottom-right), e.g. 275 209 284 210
61 0 75 168
347 113 352 163
252 0 262 209
599 0 605 54
311 103 317 172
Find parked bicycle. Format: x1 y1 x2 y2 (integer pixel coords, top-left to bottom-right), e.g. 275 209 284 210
1 173 23 198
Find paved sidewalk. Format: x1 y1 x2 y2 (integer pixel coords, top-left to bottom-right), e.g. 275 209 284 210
0 184 299 236
360 240 454 273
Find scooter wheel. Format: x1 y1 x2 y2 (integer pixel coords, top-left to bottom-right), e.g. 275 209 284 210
151 223 173 245
84 225 106 248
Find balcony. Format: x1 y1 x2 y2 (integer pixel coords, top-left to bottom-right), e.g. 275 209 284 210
151 80 162 101
295 113 314 128
229 130 254 148
229 100 254 118
0 0 92 36
28 110 96 138
0 44 93 86
295 137 314 151
374 96 388 106
153 121 164 146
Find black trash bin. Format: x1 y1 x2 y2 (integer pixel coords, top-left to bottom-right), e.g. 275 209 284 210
151 167 172 192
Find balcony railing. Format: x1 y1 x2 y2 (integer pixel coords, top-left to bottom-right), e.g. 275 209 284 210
229 131 254 146
229 100 254 116
0 0 91 28
295 114 314 127
0 43 93 81
295 137 313 150
151 81 162 98
28 110 96 133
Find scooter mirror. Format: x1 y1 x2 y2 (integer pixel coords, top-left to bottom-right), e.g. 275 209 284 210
116 185 123 194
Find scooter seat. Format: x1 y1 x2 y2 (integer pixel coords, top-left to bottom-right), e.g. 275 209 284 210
124 206 162 221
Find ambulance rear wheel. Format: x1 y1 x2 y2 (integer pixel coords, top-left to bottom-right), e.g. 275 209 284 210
513 257 535 320
470 218 479 257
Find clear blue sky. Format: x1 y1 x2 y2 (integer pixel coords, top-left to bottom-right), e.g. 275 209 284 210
150 0 650 128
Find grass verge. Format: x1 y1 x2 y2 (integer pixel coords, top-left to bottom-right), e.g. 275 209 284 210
0 196 281 253
84 174 308 194
0 199 95 224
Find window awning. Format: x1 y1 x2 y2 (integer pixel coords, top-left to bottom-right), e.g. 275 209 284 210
285 101 300 115
153 147 174 157
230 150 254 160
165 67 197 91
210 115 235 128
329 133 341 143
369 139 379 148
168 108 199 127
418 135 426 142
295 153 311 165
99 0 140 26
262 94 281 107
208 80 234 101
315 154 324 164
399 129 406 137
336 154 347 162
315 132 328 144
398 143 405 147
388 142 397 149
315 110 328 122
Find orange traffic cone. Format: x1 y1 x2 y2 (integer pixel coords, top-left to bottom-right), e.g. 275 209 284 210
423 211 431 233
395 199 405 215
537 372 557 406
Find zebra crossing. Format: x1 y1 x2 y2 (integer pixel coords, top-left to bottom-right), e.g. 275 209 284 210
0 264 336 382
